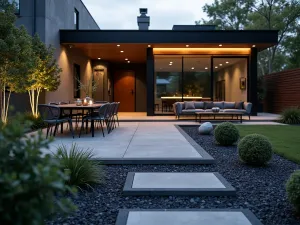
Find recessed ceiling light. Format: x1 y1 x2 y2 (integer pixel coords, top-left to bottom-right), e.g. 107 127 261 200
191 67 194 70
120 50 124 53
205 67 208 70
252 45 256 47
98 57 101 60
125 58 128 60
148 45 151 47
117 44 120 47
219 44 222 47
226 61 229 64
219 64 223 66
169 64 172 66
127 61 130 63
170 61 173 64
186 45 189 47
215 66 218 68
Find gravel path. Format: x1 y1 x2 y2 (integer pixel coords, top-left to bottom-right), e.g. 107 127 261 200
48 126 300 225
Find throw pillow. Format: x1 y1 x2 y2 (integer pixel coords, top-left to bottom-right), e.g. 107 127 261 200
204 101 214 109
194 101 204 109
184 101 195 110
235 101 244 109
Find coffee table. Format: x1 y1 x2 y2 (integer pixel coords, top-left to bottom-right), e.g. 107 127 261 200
195 111 244 123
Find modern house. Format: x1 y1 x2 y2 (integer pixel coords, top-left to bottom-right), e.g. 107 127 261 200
12 0 278 116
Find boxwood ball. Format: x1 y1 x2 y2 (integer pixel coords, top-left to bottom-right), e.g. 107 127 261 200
214 122 240 146
238 134 273 166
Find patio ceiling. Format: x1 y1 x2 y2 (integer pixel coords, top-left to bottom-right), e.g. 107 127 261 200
68 43 252 63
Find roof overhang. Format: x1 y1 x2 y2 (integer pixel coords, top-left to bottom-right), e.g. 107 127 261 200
60 29 278 51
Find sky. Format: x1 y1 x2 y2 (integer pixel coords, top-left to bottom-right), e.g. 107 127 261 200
82 0 214 29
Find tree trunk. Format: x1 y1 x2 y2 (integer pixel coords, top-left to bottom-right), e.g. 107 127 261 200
28 88 41 118
1 84 11 124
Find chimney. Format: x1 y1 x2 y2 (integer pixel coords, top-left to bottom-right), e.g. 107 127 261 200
137 8 150 30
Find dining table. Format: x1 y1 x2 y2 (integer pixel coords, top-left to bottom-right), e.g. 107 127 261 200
56 103 103 137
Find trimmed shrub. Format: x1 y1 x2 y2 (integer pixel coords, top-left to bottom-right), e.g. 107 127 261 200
286 170 300 213
238 134 273 166
55 144 103 189
280 107 300 124
22 112 46 130
214 122 240 146
0 115 76 224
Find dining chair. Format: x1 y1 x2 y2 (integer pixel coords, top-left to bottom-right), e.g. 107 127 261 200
38 104 74 138
104 103 115 134
79 103 109 138
113 102 120 127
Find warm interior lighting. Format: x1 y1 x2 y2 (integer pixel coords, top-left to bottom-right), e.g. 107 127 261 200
148 45 151 47
226 61 229 64
215 66 218 68
117 44 120 47
120 50 124 53
252 45 256 47
205 67 208 70
125 58 128 60
170 61 173 64
98 57 101 60
219 64 223 66
186 45 189 47
191 67 194 70
153 48 251 55
127 61 130 63
219 44 222 47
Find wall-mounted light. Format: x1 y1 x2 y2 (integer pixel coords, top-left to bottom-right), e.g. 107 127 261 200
226 61 229 64
186 45 189 47
98 58 101 60
117 44 120 47
205 67 208 70
148 45 151 47
125 58 128 60
191 67 194 70
219 44 222 47
215 66 218 68
120 50 124 53
252 45 256 48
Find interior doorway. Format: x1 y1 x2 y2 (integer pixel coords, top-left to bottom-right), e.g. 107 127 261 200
114 70 135 112
215 80 225 101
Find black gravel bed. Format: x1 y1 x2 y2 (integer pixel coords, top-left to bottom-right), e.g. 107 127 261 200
48 126 300 225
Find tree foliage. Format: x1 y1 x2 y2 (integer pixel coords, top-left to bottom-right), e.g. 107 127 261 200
197 0 300 75
0 1 34 123
27 34 61 117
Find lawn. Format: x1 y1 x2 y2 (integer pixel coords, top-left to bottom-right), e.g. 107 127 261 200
237 125 300 164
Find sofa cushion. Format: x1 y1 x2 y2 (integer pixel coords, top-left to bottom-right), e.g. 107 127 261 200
223 109 246 113
184 101 195 110
213 101 224 109
224 102 236 109
204 101 214 109
235 101 244 109
182 109 205 113
194 101 204 109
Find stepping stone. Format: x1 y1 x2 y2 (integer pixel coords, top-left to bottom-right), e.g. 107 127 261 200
115 209 263 225
123 172 235 196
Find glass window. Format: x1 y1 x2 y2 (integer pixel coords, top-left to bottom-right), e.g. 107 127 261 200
154 56 182 114
8 0 20 14
183 56 211 101
74 8 79 30
213 57 248 102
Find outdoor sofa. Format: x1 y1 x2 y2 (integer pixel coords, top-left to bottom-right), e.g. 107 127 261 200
173 101 252 120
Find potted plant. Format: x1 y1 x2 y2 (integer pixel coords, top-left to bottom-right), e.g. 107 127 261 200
76 76 99 102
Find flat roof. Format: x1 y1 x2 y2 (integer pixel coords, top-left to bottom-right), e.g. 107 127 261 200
60 29 278 50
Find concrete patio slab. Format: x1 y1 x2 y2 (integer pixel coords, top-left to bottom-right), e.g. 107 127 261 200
42 122 215 164
115 209 263 225
123 172 235 196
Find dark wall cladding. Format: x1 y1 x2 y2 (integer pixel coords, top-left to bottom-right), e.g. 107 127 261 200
264 68 300 113
172 25 216 31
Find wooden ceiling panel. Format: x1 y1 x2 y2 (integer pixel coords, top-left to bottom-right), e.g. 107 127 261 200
69 43 256 63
